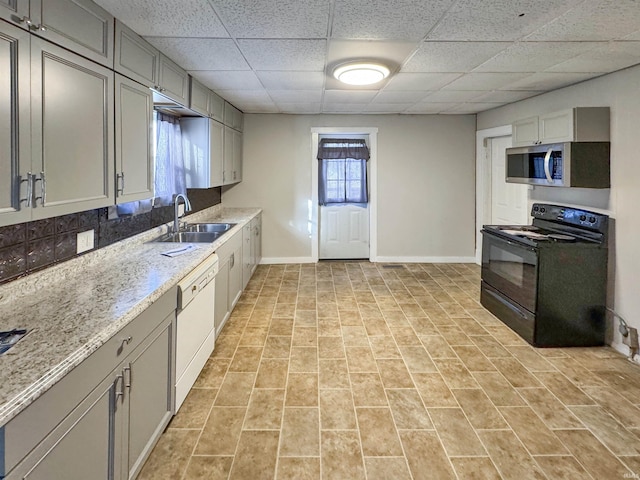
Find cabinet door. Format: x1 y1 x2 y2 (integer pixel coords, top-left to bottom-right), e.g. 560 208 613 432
228 241 243 310
0 21 31 227
539 109 574 144
189 77 209 117
114 20 159 88
210 120 224 187
512 116 539 146
30 37 114 220
254 215 262 268
209 91 224 123
115 75 153 204
214 255 230 337
223 126 234 185
30 0 114 68
232 129 243 183
16 378 117 480
0 0 29 27
242 223 252 289
124 318 173 480
157 53 188 106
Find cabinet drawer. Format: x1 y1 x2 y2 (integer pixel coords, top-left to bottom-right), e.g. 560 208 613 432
2 287 176 474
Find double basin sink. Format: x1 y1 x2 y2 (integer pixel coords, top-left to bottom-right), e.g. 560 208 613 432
152 223 236 243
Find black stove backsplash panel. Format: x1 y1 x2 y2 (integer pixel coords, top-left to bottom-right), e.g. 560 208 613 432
0 187 221 285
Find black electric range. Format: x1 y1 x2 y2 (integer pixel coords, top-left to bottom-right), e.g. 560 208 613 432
480 203 609 347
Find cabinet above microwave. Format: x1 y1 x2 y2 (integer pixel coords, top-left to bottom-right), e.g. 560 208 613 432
506 142 610 189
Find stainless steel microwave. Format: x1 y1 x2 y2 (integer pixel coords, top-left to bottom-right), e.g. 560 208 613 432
505 142 610 188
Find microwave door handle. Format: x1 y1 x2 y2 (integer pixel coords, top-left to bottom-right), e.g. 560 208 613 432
543 148 553 183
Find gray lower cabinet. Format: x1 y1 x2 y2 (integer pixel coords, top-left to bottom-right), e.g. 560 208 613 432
115 74 154 204
4 289 176 480
242 214 262 289
214 230 243 337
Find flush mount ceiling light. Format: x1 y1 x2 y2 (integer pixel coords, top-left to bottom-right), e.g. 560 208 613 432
333 62 390 86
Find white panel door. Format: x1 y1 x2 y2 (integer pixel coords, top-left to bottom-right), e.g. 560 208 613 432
319 204 369 259
490 136 528 225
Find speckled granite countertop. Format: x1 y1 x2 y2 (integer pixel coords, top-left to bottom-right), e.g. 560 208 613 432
0 206 261 426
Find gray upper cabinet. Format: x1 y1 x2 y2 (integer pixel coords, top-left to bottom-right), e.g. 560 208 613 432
156 53 189 106
223 126 243 185
29 0 114 68
189 77 209 117
224 101 243 131
115 74 154 204
114 20 159 88
209 91 224 123
0 0 29 25
30 37 114 219
182 117 224 188
0 21 31 227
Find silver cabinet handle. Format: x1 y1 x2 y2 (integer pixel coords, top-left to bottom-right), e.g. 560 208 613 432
115 374 125 400
123 365 132 389
19 173 34 208
20 16 46 31
116 172 125 195
230 252 235 269
33 171 46 206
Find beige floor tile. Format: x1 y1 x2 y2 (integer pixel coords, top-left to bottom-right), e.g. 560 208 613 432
321 430 366 480
499 406 568 454
195 407 246 455
170 388 217 429
137 429 199 480
490 357 543 388
364 457 412 480
472 371 526 406
228 346 263 372
595 369 640 405
255 358 289 389
397 345 438 373
215 372 255 406
345 346 378 372
363 317 392 336
470 335 511 357
276 457 321 480
212 335 240 358
517 387 583 429
399 430 456 480
318 336 345 359
452 388 508 429
533 371 595 406
341 325 369 346
555 429 632 479
450 457 502 480
386 388 433 429
420 335 457 358
289 346 318 373
369 336 402 359
286 372 319 406
273 304 296 317
549 356 607 388
356 407 403 456
433 357 479 389
295 310 318 326
389 326 422 346
269 318 294 336
453 345 497 372
318 317 341 336
478 430 547 480
506 345 557 372
406 317 438 335
570 405 640 455
451 316 489 335
239 327 269 346
437 325 474 346
320 389 357 430
377 359 414 388
429 407 486 456
533 455 593 480
412 372 457 407
184 456 233 479
244 389 285 430
263 335 292 358
280 407 320 456
319 359 350 389
620 456 640 476
292 326 318 346
583 386 640 429
228 430 279 480
349 372 388 406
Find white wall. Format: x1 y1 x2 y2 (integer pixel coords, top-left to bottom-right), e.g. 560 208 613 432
223 114 477 263
477 63 640 356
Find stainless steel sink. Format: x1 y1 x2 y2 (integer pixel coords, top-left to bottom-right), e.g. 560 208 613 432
185 223 236 233
152 231 223 243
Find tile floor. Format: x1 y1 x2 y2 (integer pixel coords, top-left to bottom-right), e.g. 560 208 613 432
138 262 640 480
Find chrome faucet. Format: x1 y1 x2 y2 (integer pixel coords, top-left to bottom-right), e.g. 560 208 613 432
173 193 192 232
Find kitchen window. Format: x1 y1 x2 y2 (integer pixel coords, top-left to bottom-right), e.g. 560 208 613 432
318 138 369 205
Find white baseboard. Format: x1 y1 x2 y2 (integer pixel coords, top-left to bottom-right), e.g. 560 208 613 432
374 256 477 264
260 257 315 264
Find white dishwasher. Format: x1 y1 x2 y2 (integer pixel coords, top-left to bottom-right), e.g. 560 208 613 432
175 253 218 412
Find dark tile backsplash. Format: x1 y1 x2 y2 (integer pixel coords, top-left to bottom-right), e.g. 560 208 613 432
0 187 222 285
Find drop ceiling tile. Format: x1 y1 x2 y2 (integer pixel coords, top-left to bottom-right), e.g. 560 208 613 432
363 103 412 113
625 30 640 41
384 73 462 90
322 103 367 113
443 102 506 114
545 42 640 73
189 71 262 91
256 71 325 90
403 42 510 73
238 103 280 113
145 38 248 70
211 0 329 38
268 90 323 103
471 90 543 103
331 0 455 40
326 40 419 67
277 103 322 114
215 89 273 105
427 0 583 41
373 90 431 103
422 90 486 102
404 102 458 113
526 0 640 41
323 90 378 103
441 73 530 91
238 39 326 71
473 42 605 72
502 72 600 90
93 0 228 37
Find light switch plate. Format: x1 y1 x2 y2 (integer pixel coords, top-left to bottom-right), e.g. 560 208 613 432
77 230 95 254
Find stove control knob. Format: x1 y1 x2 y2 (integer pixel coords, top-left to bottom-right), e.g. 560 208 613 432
533 206 539 212
540 207 546 213
589 216 596 223
580 214 587 222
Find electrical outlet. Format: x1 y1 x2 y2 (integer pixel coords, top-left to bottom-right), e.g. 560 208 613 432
77 230 95 254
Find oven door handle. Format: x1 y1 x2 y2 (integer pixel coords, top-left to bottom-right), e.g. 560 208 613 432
543 148 553 183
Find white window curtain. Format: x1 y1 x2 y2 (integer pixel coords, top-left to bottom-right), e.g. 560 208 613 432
154 111 187 206
317 138 369 205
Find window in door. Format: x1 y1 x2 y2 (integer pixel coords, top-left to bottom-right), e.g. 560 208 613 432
318 138 369 205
